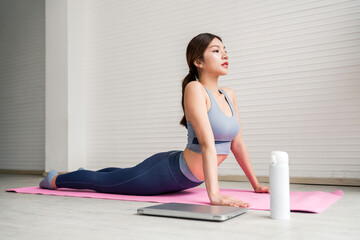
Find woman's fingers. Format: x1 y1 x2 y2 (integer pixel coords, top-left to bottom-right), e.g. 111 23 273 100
211 194 251 208
225 196 251 208
238 201 251 208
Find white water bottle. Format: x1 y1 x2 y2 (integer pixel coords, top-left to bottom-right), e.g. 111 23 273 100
270 151 290 219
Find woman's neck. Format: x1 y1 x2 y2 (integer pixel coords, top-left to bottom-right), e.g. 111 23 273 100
199 74 220 96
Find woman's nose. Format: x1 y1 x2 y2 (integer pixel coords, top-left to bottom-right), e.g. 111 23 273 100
223 52 228 59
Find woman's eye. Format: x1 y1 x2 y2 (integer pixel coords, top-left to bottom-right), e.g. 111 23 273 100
213 50 219 52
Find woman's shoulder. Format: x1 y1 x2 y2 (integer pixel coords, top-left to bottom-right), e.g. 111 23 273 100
185 80 203 91
184 81 206 97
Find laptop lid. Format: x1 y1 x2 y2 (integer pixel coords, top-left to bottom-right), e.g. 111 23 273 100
137 202 248 222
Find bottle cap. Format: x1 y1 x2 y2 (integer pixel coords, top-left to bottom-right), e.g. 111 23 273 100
270 151 289 165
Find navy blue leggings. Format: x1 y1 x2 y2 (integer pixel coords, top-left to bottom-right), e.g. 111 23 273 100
56 150 203 195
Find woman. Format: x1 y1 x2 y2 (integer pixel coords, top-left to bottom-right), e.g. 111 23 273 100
40 33 269 207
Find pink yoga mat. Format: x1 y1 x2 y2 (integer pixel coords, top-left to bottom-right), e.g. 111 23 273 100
6 187 342 213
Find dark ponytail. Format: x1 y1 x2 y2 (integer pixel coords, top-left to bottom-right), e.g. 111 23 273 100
180 70 197 128
180 33 222 128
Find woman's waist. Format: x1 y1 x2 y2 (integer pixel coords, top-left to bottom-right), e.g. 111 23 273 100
183 147 228 180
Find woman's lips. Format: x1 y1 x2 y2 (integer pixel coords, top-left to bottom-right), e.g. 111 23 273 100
222 62 229 68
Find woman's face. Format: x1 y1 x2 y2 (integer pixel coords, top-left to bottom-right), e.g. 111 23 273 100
196 38 229 76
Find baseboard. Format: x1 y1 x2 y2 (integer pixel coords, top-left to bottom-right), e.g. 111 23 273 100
0 169 69 177
218 175 360 186
0 169 43 175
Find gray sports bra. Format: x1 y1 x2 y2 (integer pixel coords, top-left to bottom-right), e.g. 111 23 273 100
186 86 240 155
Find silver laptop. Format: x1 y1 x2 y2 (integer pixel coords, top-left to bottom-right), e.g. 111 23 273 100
137 202 248 221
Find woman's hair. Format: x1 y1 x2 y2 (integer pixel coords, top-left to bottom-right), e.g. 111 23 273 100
180 33 222 128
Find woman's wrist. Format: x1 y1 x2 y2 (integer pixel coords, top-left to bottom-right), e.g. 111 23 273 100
209 190 220 200
209 192 221 204
251 180 260 190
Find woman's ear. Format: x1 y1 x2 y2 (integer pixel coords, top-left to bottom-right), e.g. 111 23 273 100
193 59 203 69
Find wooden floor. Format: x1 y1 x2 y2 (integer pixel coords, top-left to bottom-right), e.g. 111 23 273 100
0 173 359 240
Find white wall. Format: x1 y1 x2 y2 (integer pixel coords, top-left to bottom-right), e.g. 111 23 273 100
83 0 360 180
0 0 45 170
1 0 359 182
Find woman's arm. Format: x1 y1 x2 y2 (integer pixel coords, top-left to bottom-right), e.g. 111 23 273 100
231 141 258 189
184 82 220 199
231 141 269 193
222 87 269 193
201 144 220 198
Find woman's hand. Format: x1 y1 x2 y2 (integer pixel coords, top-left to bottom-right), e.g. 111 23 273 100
254 184 270 193
210 194 251 208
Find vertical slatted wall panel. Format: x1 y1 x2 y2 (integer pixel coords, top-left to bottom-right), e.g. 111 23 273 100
0 0 45 170
84 0 360 179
